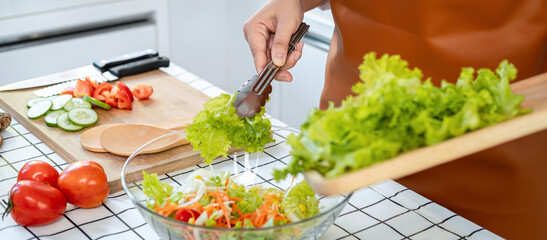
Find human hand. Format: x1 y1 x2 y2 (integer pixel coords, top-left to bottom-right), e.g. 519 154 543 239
243 0 325 82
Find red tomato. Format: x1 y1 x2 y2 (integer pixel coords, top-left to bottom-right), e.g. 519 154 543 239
74 79 93 98
132 84 154 100
57 161 109 208
17 160 59 187
105 97 118 108
175 209 200 222
84 77 99 92
8 180 67 226
116 82 134 102
93 82 113 101
115 89 132 110
59 87 75 97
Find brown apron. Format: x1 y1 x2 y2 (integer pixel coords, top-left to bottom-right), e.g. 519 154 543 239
323 0 547 239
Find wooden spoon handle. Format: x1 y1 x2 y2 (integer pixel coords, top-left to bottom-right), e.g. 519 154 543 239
141 135 189 154
149 117 193 130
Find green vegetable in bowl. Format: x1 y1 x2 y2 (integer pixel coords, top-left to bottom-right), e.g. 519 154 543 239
274 52 530 180
281 181 319 222
141 169 320 228
187 93 274 164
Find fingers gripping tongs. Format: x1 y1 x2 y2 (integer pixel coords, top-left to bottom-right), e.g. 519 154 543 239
234 22 310 118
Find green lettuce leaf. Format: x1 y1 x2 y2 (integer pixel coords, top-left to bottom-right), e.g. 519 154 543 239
274 52 529 180
227 184 264 215
142 170 174 207
280 180 320 221
186 93 274 164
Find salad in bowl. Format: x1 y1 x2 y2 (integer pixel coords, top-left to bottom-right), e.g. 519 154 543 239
142 169 320 229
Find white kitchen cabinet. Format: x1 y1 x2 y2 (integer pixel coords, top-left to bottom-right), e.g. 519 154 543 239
268 44 328 128
0 25 156 85
0 0 169 85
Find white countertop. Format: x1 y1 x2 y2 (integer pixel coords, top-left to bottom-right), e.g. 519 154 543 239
0 65 502 240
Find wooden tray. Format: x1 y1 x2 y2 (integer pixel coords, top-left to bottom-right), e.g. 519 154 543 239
304 73 547 196
0 70 211 192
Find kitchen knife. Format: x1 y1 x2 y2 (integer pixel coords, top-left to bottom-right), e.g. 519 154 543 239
233 22 309 118
93 49 158 72
33 56 170 97
0 49 164 95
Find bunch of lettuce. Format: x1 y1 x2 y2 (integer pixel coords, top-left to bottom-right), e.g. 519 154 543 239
187 93 274 164
274 52 529 179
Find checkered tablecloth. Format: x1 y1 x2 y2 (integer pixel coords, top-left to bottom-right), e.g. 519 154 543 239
0 65 503 240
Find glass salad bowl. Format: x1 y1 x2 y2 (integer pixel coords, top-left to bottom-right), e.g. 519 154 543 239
121 129 351 240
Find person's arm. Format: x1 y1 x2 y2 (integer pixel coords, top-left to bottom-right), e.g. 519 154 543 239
243 0 328 82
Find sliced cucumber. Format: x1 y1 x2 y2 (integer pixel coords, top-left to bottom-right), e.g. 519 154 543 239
57 112 83 132
44 110 67 127
51 95 73 110
26 97 46 108
27 100 52 119
63 98 91 111
68 108 98 127
83 95 111 110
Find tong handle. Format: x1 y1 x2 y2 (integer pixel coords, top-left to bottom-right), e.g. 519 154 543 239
252 22 310 95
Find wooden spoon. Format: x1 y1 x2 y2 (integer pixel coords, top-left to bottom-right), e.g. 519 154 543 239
99 124 189 156
79 117 192 152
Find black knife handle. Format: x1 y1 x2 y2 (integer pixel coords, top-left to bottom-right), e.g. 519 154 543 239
93 49 159 72
108 56 170 77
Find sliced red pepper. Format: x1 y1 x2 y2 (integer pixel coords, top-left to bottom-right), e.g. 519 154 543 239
132 84 153 100
74 79 93 98
93 82 113 101
60 87 75 97
116 82 134 102
84 77 99 92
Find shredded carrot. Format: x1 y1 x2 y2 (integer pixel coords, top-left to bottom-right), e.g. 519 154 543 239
284 175 296 193
152 181 291 228
224 176 230 187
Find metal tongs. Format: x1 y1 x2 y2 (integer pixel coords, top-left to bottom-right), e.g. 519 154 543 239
234 22 310 118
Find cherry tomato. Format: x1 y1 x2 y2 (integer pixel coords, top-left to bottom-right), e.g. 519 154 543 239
6 180 67 226
175 209 200 222
132 84 154 100
74 79 93 98
57 161 109 208
17 160 59 187
116 82 134 102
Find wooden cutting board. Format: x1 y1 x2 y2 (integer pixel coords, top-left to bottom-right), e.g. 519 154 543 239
0 70 211 193
305 72 547 196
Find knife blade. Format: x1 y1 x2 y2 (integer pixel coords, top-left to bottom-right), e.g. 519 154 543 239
0 49 161 93
33 56 170 97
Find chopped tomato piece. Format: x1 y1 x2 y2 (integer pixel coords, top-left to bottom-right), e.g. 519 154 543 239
175 209 200 222
116 82 134 102
93 82 113 101
104 97 118 108
74 79 93 98
84 77 99 92
115 89 132 110
60 87 75 97
132 84 153 100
